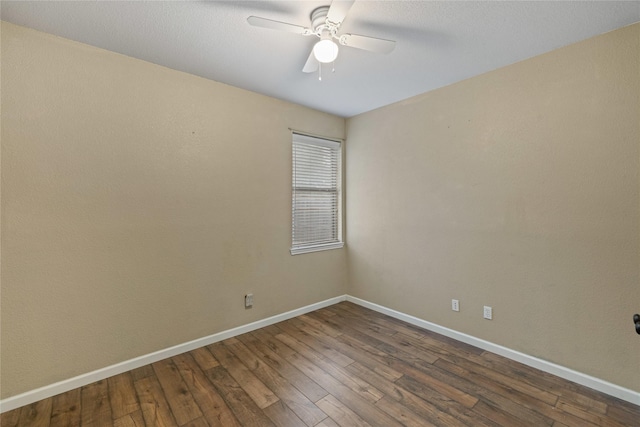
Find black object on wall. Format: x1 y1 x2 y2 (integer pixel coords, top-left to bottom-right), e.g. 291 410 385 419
634 314 640 335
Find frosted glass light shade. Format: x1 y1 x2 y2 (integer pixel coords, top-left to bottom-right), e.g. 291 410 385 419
313 39 339 63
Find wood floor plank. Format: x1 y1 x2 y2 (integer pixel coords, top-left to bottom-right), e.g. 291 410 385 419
404 361 482 409
555 399 628 427
17 399 52 427
606 404 640 426
237 331 329 403
321 306 401 338
205 365 276 427
172 352 241 427
130 364 155 381
314 417 341 427
311 308 340 324
375 395 438 427
538 409 601 427
251 326 297 359
339 303 472 351
284 352 405 427
352 343 540 427
315 395 371 427
113 410 145 427
395 374 499 427
310 310 440 366
432 357 598 427
424 358 555 425
107 372 139 420
152 358 203 425
207 342 279 410
297 314 343 338
81 380 111 427
552 388 608 416
303 312 353 337
262 400 307 427
180 417 210 427
1 408 22 427
476 351 600 409
325 305 399 337
190 346 219 371
48 388 82 427
391 360 479 409
331 304 427 341
434 350 559 406
225 338 327 426
49 388 81 427
274 331 385 404
330 333 406 382
328 324 479 411
317 310 442 380
415 327 485 357
473 399 538 427
332 304 427 339
606 396 640 416
134 375 178 427
340 304 482 358
279 319 402 383
278 319 355 368
480 351 611 409
345 361 494 427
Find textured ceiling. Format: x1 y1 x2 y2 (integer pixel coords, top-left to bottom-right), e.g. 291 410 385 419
2 1 639 117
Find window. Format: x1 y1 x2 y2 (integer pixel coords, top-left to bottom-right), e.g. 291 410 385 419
291 133 343 255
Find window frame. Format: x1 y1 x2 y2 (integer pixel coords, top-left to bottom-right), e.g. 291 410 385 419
290 132 344 255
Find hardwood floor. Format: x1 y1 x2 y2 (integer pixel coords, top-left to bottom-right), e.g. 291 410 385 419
2 302 639 426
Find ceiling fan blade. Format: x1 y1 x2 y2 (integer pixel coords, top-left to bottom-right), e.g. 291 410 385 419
247 16 309 35
302 50 319 73
339 33 396 54
327 0 355 24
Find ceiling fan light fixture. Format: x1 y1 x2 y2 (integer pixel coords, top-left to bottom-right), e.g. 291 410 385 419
313 38 339 63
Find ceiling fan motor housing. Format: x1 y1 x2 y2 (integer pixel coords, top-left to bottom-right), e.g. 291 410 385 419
310 6 336 36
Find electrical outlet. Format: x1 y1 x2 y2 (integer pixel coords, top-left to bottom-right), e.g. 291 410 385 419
245 293 254 308
452 299 459 312
483 306 492 320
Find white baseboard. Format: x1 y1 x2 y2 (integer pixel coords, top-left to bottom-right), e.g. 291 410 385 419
3 293 638 412
0 295 347 413
346 295 640 406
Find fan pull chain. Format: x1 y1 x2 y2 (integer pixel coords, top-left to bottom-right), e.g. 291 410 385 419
332 61 335 73
318 64 322 81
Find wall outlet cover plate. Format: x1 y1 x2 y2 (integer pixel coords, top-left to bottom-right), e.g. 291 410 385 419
483 306 492 320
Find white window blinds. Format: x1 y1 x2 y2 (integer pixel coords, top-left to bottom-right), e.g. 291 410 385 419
291 133 343 255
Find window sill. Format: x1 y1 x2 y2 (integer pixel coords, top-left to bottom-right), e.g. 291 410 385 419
290 242 344 255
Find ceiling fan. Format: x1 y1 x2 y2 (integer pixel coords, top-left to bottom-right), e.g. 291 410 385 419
247 0 396 78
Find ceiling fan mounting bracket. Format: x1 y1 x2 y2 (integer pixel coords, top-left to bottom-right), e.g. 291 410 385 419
310 6 340 39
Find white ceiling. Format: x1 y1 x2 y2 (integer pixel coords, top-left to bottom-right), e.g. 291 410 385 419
2 1 639 118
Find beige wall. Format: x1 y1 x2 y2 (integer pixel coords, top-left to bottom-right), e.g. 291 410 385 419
2 19 639 401
0 22 346 398
346 23 640 392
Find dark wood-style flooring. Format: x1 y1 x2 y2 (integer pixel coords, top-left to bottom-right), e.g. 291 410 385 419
2 302 639 426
